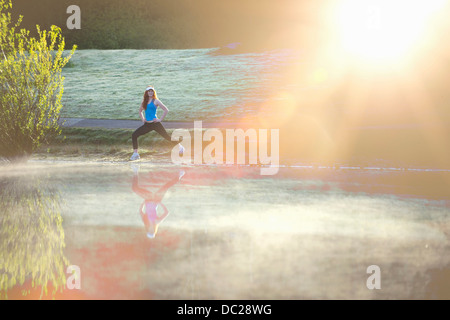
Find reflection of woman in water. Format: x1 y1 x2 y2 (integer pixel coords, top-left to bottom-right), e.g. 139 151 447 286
132 169 184 239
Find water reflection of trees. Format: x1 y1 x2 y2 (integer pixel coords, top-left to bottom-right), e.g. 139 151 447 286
0 175 68 299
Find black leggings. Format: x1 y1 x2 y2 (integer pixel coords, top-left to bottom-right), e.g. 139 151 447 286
132 122 178 150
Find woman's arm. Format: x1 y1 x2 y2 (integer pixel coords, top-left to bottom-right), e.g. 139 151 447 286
139 104 146 122
155 99 168 121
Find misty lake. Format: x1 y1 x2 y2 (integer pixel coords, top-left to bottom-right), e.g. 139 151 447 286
1 161 449 299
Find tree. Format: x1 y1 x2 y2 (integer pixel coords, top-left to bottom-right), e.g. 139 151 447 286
0 0 76 160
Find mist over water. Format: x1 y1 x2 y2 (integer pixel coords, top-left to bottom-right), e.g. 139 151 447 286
1 161 449 299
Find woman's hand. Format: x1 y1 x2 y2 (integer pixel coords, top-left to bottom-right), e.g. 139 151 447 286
153 118 161 123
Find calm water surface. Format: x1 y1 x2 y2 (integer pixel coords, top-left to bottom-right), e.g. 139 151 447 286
1 161 449 299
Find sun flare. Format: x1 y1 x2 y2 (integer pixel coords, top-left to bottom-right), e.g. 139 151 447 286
334 0 446 63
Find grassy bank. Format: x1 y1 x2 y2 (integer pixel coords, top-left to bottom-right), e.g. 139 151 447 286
32 125 450 170
34 127 173 161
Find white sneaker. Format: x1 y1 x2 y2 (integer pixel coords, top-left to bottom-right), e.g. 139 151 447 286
178 144 185 156
130 152 140 161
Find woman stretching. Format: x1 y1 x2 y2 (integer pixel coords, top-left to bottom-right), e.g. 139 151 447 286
130 86 184 161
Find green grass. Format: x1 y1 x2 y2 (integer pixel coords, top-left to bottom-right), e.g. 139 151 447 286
54 127 135 145
35 127 177 160
58 49 277 122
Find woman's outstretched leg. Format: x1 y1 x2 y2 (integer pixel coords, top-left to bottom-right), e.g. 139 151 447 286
153 122 185 155
152 122 176 145
131 123 152 160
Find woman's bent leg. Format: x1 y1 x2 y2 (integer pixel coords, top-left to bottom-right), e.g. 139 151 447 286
132 123 152 150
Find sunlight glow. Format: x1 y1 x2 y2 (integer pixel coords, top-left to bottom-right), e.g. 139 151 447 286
335 0 447 63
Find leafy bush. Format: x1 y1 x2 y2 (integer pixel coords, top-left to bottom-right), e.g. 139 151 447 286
0 0 76 160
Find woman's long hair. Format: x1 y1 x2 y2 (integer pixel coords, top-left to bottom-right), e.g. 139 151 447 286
142 86 158 110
